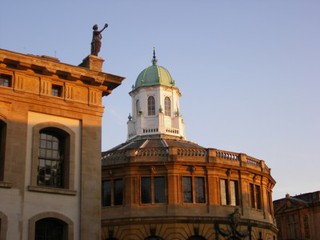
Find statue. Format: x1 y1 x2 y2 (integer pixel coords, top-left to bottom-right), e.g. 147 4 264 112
91 23 108 56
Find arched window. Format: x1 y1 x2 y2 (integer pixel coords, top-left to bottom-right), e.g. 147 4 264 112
136 99 140 116
164 97 171 116
148 96 155 116
0 120 6 181
35 218 67 240
37 128 67 188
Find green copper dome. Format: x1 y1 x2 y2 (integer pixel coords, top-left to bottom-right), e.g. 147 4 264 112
134 51 175 89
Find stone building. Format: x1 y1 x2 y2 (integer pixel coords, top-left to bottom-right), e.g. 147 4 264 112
101 52 277 240
274 191 320 240
0 49 124 240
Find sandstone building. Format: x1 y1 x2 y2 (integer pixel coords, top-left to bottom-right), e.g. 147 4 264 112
274 191 320 240
0 49 124 240
101 52 277 240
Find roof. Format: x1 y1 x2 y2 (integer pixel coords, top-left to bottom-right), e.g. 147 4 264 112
134 51 175 89
103 135 204 153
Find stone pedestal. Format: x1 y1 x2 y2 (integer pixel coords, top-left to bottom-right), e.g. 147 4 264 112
79 55 104 72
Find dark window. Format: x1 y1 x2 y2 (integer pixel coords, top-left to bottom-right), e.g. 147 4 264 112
102 180 111 206
195 177 205 203
154 176 165 203
141 176 166 204
102 179 123 207
0 121 6 181
255 185 261 209
250 184 255 208
182 176 193 203
250 183 262 209
51 85 63 97
164 97 171 116
35 218 66 240
38 131 65 188
0 74 11 87
114 179 123 205
141 177 152 203
148 96 155 116
220 179 239 206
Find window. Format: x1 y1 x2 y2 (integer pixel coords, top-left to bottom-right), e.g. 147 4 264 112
148 96 155 116
38 131 65 188
35 218 67 240
182 176 206 203
141 176 166 204
164 97 171 116
250 183 262 209
136 99 140 116
0 121 6 181
0 74 11 87
220 179 239 206
102 179 123 207
30 123 75 193
51 84 63 97
267 190 273 213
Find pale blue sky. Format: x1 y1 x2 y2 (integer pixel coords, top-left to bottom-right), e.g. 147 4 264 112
1 0 319 200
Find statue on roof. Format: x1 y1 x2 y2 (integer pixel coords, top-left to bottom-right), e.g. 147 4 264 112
91 23 108 56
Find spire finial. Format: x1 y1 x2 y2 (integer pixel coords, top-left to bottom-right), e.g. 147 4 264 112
152 47 157 65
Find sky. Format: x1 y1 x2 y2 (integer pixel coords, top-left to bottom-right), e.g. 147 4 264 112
1 0 319 200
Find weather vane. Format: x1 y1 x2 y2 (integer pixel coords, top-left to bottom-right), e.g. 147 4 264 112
91 23 108 56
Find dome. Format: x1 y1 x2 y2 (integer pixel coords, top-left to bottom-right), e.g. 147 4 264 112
134 52 175 89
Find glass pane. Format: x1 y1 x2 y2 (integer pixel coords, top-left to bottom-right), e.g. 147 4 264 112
220 179 227 205
230 180 238 206
148 96 155 116
255 185 261 209
165 97 171 116
250 184 255 208
195 177 205 203
182 176 192 203
114 179 123 205
102 180 111 206
141 177 151 203
154 176 166 203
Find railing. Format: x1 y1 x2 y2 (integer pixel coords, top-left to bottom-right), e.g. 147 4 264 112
143 128 158 133
135 148 168 157
216 150 239 161
177 148 207 157
246 156 261 166
102 147 271 173
165 128 179 134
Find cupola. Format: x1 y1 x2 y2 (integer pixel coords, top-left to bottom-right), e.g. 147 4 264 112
127 49 185 140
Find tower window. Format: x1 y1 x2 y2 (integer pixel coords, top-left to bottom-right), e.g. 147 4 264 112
148 96 155 116
0 74 12 87
164 97 171 116
136 99 140 116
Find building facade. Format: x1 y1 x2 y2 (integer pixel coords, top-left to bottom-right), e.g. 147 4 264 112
0 49 124 240
274 191 320 240
101 52 277 240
